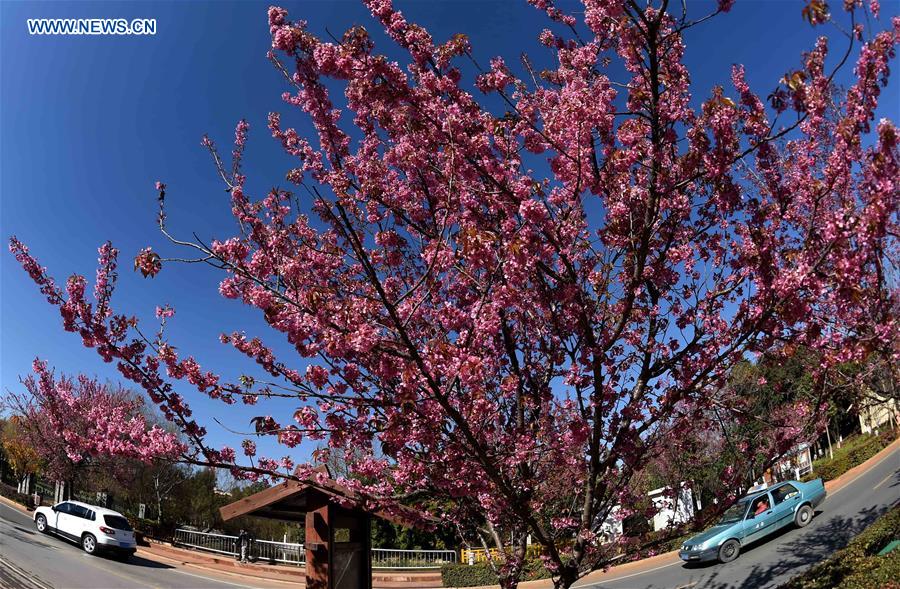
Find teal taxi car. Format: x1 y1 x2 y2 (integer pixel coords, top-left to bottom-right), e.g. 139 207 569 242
679 479 826 564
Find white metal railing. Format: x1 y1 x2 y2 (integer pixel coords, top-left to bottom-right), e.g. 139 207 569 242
256 538 305 565
174 529 453 569
174 529 241 557
175 529 305 565
371 548 456 569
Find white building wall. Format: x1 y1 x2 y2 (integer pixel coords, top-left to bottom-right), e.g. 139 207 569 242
648 484 697 532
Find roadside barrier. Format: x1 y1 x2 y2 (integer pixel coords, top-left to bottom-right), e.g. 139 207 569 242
173 529 455 569
371 548 456 569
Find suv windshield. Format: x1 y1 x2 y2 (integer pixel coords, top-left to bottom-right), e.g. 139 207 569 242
103 515 133 531
718 500 749 525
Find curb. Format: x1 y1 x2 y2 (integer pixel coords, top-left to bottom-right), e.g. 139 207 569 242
135 547 303 586
0 494 31 515
824 435 900 494
141 543 443 588
145 543 305 578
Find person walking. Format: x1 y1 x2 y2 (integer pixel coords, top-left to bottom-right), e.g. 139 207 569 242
237 529 250 563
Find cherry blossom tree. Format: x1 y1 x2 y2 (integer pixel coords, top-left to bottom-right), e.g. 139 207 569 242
2 361 183 484
9 0 898 587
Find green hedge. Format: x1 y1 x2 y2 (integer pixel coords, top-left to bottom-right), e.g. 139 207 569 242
442 563 498 587
441 560 551 587
802 432 894 483
780 505 900 589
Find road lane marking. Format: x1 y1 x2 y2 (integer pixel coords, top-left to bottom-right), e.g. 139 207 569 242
830 445 900 496
144 549 296 587
574 560 682 586
169 567 274 588
72 553 166 589
0 554 53 589
873 471 897 490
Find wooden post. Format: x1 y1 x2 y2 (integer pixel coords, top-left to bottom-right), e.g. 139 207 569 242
363 513 372 589
306 499 331 589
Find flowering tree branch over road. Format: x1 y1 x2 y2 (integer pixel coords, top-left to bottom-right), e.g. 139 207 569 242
9 0 898 587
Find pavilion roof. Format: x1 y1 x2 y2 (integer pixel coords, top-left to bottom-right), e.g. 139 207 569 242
219 474 426 527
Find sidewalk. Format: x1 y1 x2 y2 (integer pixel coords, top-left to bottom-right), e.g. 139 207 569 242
140 541 443 588
139 542 306 585
0 493 32 514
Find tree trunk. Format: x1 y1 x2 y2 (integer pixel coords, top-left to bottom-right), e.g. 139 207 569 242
553 564 578 589
155 474 163 524
826 424 834 460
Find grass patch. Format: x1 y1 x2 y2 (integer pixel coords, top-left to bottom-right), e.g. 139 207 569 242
779 504 900 589
802 431 895 483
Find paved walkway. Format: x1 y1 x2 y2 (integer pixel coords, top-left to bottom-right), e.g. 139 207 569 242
140 542 442 588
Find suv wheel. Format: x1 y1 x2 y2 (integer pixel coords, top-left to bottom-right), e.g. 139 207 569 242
718 539 740 563
35 514 48 533
82 533 98 555
795 504 814 528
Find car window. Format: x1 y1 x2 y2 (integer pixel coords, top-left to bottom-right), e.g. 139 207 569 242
69 504 89 519
55 502 72 514
103 515 133 531
718 500 749 524
748 494 772 518
772 484 800 505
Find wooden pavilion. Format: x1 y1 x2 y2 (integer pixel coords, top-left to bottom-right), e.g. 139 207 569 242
220 474 418 589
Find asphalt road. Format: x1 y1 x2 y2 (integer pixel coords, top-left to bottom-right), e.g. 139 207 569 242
581 443 900 589
0 501 286 589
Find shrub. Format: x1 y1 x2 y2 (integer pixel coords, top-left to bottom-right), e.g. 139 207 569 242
441 563 498 587
441 559 551 587
780 505 900 589
522 559 552 581
805 432 894 483
0 480 33 508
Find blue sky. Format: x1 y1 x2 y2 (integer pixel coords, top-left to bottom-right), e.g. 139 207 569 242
1 0 897 465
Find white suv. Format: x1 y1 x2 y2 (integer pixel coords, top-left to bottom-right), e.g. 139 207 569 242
33 500 137 559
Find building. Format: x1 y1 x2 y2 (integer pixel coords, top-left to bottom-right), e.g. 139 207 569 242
764 443 813 485
859 392 898 435
597 504 622 543
647 484 699 532
595 483 700 539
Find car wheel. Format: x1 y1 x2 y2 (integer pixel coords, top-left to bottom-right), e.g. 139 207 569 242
35 514 48 533
795 504 814 528
82 533 98 555
718 539 740 563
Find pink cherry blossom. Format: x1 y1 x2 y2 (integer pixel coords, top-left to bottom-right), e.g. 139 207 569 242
8 2 898 588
